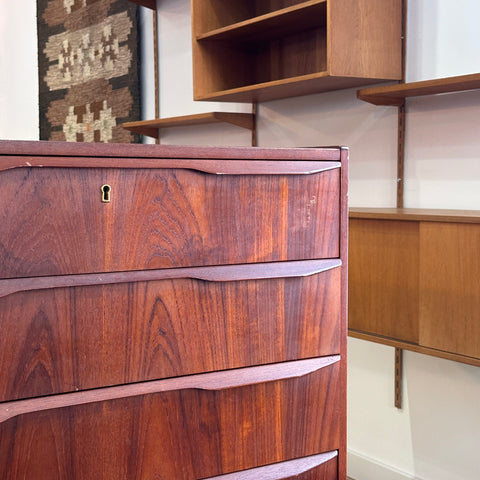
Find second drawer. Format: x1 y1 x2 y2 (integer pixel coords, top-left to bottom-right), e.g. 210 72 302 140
0 259 342 402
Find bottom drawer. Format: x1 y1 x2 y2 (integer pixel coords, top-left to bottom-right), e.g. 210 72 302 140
0 357 341 480
206 451 338 479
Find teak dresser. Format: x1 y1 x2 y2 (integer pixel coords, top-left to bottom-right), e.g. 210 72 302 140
0 140 348 480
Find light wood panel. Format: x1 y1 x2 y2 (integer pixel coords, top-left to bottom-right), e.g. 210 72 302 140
348 218 419 342
419 222 480 359
349 209 480 365
329 0 402 80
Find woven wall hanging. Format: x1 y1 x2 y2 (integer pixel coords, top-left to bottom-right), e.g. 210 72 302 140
37 0 141 143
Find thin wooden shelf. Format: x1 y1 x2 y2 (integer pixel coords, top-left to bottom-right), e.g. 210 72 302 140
357 72 480 106
349 207 480 224
197 0 326 43
123 112 255 139
348 330 480 368
194 72 382 103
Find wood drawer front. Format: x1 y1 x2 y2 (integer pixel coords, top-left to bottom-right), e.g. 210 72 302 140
0 357 341 480
0 260 341 402
0 164 340 279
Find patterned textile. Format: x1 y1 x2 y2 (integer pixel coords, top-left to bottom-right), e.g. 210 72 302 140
37 0 141 143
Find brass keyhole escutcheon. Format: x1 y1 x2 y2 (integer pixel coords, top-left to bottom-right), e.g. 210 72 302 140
101 184 111 203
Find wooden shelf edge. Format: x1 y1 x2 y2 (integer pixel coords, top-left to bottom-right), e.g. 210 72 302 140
127 0 156 10
197 0 326 42
122 112 255 138
348 330 480 367
357 72 480 106
349 207 480 223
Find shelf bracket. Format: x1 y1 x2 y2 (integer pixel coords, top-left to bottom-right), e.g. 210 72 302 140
394 347 403 409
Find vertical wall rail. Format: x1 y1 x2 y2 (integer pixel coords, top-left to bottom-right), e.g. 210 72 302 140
394 0 408 409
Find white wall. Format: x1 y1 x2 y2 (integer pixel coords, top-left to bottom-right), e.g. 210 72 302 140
1 1 480 479
156 0 252 146
0 2 39 140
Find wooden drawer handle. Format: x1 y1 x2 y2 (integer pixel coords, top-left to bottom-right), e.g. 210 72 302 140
204 451 338 479
0 259 341 298
0 156 340 175
0 356 340 423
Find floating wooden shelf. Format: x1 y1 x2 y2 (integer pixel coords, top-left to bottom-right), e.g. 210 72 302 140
123 112 255 139
348 207 480 367
357 72 480 106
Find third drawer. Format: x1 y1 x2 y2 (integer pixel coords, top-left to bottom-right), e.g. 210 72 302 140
0 357 341 480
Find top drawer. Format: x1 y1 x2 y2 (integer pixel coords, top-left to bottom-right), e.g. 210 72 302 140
0 159 340 279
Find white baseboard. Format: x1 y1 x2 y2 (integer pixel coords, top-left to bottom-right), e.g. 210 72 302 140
347 450 415 480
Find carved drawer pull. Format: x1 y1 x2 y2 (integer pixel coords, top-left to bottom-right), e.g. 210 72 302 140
0 356 340 423
204 451 338 479
0 259 341 298
0 155 341 175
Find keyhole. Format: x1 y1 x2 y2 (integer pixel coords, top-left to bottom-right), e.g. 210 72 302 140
101 184 111 203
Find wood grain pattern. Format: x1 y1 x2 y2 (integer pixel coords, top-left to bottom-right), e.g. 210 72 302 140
0 263 341 401
203 451 337 479
329 0 402 80
348 218 419 342
0 360 341 479
348 212 480 365
0 140 348 479
419 222 480 359
0 166 340 278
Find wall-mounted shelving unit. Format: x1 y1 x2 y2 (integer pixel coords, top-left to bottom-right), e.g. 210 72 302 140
191 0 403 103
352 74 480 370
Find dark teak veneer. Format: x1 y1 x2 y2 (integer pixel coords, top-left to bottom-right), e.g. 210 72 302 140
0 140 348 479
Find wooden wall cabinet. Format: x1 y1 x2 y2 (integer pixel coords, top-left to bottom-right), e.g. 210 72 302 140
0 141 348 479
191 0 403 102
349 208 480 367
